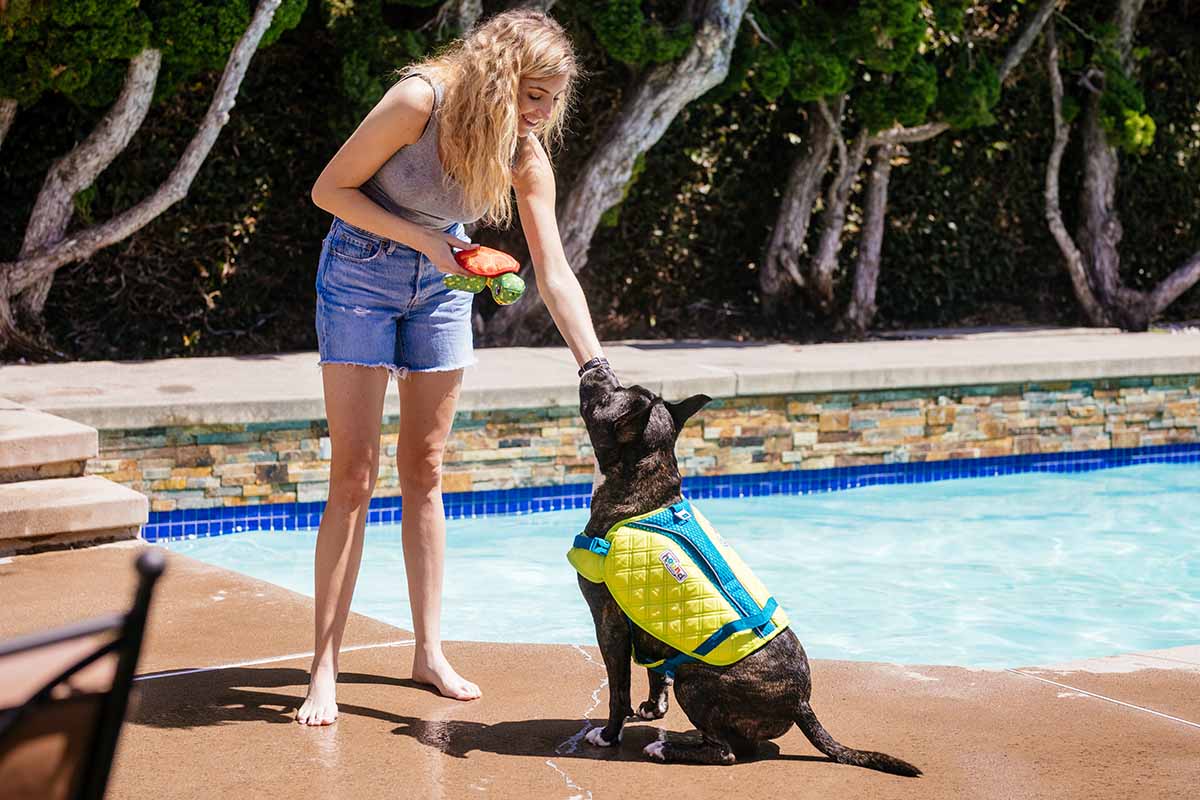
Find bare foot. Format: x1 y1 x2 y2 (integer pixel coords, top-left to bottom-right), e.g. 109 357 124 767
296 661 338 725
412 647 481 701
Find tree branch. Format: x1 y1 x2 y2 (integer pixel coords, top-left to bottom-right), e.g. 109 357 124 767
435 0 483 36
15 49 162 318
1043 20 1108 326
997 0 1059 83
1 0 284 298
844 143 895 332
870 121 950 146
0 98 15 153
745 11 779 50
1149 250 1200 316
1116 0 1148 70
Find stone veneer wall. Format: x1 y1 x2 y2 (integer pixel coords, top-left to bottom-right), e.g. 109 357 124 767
87 375 1200 513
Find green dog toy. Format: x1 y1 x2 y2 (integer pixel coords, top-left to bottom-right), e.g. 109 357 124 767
444 246 526 305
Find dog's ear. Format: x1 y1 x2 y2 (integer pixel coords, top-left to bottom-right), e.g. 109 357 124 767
614 401 655 445
664 394 711 434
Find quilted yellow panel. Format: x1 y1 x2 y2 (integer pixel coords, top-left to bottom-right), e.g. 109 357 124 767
602 518 789 666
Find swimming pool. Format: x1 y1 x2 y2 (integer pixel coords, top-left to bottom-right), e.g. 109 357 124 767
165 462 1200 668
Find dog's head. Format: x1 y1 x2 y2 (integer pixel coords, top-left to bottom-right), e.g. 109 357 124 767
579 365 710 474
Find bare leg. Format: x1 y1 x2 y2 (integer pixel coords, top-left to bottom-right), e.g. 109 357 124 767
397 369 481 701
296 364 389 726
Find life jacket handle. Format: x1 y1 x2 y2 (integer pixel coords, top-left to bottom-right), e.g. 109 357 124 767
572 534 610 556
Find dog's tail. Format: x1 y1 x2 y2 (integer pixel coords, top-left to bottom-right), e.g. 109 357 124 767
794 701 922 777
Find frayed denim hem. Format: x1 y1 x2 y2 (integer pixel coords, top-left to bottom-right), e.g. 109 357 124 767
317 360 409 381
405 357 478 375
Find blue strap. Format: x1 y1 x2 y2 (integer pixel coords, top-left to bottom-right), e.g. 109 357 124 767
649 651 697 679
693 597 779 656
629 499 769 635
572 534 610 556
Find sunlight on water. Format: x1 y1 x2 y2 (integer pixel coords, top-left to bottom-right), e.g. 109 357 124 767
166 463 1200 668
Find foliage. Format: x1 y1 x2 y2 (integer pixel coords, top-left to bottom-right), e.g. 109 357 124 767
934 53 1001 129
581 0 694 68
319 0 456 135
0 0 150 106
0 1 306 107
719 1 1007 134
1096 50 1156 152
1 1 1198 361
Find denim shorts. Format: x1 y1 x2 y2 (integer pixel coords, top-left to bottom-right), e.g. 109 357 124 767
315 216 476 380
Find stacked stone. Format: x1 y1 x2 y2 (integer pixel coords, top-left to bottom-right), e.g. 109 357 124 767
87 376 1199 512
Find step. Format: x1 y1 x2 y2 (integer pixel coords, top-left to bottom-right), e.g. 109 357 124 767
0 475 148 556
0 397 97 483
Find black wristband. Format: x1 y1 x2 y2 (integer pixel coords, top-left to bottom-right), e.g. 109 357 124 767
578 356 610 377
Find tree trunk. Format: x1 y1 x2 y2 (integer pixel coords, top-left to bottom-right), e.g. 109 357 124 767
14 49 162 327
0 0 284 358
759 98 837 316
1043 20 1110 326
844 143 895 333
485 0 751 345
0 98 15 153
436 0 483 35
1077 91 1124 309
808 121 869 311
1041 2 1193 331
758 0 1057 322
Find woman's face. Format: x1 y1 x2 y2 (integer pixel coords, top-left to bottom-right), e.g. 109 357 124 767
517 73 569 137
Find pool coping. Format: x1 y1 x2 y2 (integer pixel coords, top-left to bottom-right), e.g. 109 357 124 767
2 329 1199 429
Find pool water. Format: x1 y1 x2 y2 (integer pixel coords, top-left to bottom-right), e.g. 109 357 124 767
165 463 1200 668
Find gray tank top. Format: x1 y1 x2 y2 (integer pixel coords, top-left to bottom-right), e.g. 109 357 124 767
360 74 480 230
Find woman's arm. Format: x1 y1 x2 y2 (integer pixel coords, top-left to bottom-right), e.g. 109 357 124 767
311 78 472 275
513 137 605 368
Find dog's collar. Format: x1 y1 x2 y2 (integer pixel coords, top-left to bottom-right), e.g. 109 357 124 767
577 356 610 377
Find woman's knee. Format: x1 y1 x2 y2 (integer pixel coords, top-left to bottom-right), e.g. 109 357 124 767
328 459 378 508
396 445 446 493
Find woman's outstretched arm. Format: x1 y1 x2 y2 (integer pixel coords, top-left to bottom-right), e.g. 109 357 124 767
513 136 605 367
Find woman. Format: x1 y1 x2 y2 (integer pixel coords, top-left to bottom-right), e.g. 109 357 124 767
301 10 608 724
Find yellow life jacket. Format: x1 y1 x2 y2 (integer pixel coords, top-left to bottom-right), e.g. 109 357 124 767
568 498 789 676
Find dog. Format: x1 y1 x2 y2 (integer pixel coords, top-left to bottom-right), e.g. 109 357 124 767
573 363 921 774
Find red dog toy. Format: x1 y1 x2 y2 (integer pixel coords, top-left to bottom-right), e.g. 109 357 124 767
444 246 525 304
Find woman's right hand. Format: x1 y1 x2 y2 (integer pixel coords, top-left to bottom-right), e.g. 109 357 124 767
422 232 479 277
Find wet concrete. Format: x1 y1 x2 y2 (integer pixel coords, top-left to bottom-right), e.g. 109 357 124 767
2 543 1197 799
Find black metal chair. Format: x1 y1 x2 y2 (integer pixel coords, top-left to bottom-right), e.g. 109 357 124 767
0 549 165 800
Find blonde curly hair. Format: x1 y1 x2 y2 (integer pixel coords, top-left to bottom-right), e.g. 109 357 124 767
396 9 580 229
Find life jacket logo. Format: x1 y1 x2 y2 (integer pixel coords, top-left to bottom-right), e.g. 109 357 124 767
659 550 688 583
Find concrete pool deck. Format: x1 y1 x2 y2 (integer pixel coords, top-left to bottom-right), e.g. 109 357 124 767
3 327 1199 429
3 543 1197 800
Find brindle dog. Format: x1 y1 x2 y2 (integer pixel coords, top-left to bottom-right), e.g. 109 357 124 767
575 364 921 774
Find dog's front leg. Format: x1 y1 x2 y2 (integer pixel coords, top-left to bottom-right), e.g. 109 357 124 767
579 577 633 747
636 669 671 720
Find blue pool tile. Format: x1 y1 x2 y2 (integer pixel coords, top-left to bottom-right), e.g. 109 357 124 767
143 442 1200 542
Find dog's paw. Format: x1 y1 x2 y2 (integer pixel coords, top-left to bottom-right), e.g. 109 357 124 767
585 726 620 747
636 701 667 721
643 740 667 761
